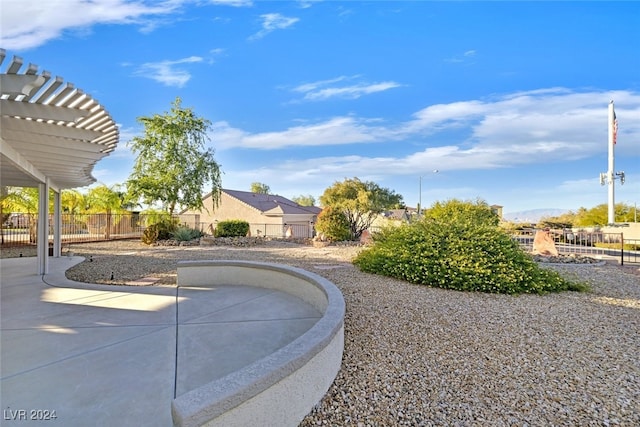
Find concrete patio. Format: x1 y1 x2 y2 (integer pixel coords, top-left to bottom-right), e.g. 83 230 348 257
1 256 323 426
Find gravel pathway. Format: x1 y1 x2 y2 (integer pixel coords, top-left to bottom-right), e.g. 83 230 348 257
3 240 639 426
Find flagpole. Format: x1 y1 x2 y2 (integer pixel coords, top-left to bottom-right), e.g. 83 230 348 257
607 100 615 224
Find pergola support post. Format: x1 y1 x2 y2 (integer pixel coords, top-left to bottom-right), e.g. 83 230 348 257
37 180 50 275
2 51 119 274
53 190 61 258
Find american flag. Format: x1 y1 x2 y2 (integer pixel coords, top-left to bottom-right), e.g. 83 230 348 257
613 109 618 144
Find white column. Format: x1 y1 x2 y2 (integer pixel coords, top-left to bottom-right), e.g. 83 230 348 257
53 190 61 257
607 101 615 224
37 179 50 275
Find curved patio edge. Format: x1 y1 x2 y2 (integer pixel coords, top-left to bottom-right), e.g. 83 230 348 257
171 260 346 427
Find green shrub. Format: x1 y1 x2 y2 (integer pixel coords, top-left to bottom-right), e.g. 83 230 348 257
172 226 203 241
315 206 352 241
353 199 585 294
214 220 249 237
141 218 178 244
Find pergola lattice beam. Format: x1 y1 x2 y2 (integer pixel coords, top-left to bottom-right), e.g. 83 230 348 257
0 49 119 189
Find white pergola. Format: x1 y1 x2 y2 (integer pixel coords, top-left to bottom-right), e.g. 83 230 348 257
0 49 119 274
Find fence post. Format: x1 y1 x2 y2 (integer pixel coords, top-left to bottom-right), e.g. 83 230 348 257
620 232 624 266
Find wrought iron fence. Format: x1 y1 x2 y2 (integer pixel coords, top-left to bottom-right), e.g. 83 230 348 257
368 226 639 265
178 220 314 239
0 213 152 246
511 228 640 265
250 223 314 239
3 215 637 264
0 213 315 247
622 239 640 264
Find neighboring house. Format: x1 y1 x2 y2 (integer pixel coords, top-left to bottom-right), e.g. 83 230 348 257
179 189 322 238
382 208 418 221
490 205 504 220
371 205 503 229
370 207 417 230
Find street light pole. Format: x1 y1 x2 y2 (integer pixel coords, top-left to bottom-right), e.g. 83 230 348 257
419 176 422 216
418 170 439 216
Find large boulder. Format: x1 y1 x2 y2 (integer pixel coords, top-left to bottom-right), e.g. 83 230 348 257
532 230 559 256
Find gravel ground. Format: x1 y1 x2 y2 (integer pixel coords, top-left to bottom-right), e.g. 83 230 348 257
2 240 639 426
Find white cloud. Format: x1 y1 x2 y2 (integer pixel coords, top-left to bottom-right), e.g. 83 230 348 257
101 88 637 212
293 76 353 93
208 0 253 6
292 76 404 101
305 82 401 100
157 87 640 212
205 48 226 64
401 100 487 134
134 56 204 87
445 49 478 64
214 88 640 172
297 0 322 9
249 13 299 40
0 0 180 50
213 116 390 149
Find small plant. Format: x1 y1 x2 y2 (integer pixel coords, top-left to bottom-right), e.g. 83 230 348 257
141 227 158 245
314 206 352 242
214 220 250 237
172 226 203 242
141 218 178 244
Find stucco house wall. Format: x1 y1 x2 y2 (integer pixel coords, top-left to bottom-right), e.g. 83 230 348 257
179 189 320 238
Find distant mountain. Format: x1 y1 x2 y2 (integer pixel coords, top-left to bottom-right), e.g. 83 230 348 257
503 208 570 223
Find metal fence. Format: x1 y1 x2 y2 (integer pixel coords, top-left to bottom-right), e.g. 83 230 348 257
3 215 638 264
250 223 313 239
0 213 151 246
621 239 640 264
512 228 640 265
0 213 315 247
178 219 314 239
368 225 639 265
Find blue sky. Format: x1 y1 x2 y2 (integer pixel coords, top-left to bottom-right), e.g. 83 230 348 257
2 0 639 216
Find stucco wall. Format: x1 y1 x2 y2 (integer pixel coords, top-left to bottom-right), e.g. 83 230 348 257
181 192 269 234
180 193 316 237
594 223 640 240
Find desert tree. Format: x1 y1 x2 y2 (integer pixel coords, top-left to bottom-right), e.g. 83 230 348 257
319 177 403 239
291 194 316 206
126 97 222 215
250 182 271 194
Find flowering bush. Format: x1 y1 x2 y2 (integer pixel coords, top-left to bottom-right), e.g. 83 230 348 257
353 199 587 294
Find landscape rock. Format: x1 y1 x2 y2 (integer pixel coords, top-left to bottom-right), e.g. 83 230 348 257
3 240 639 425
532 229 559 256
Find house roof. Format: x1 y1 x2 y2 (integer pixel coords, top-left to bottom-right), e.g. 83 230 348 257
223 189 322 216
381 208 416 221
0 50 119 190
